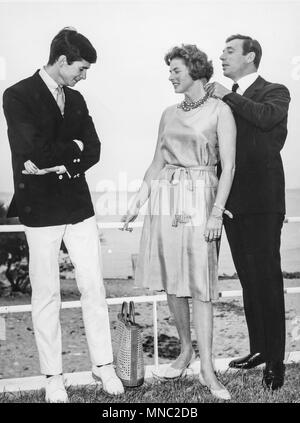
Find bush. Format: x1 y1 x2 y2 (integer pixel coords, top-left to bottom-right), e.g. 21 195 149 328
0 200 106 295
0 231 30 295
0 201 30 295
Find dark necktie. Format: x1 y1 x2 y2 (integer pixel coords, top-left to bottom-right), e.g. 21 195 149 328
232 83 239 93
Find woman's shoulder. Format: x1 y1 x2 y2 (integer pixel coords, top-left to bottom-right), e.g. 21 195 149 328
160 104 178 120
164 103 178 114
207 96 230 111
216 98 232 113
207 97 233 120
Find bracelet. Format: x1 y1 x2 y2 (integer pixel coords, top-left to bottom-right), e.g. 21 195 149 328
213 203 225 212
213 203 234 219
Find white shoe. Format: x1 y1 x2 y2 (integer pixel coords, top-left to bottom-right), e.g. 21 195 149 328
92 364 124 395
45 375 69 403
199 372 231 401
156 351 196 380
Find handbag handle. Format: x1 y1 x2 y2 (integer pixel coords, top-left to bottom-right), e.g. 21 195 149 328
120 301 136 325
128 301 136 325
121 301 128 321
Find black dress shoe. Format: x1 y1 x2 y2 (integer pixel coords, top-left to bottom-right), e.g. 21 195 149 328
229 352 266 369
262 361 285 391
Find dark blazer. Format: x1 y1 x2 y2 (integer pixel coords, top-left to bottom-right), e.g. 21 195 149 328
3 70 100 227
222 76 290 214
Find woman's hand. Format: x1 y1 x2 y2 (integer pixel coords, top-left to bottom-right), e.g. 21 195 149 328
204 214 223 242
120 204 140 232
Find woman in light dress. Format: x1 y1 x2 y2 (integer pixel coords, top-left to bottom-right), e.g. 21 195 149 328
122 44 236 400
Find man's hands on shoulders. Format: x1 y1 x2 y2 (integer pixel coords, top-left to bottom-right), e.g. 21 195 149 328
205 82 231 99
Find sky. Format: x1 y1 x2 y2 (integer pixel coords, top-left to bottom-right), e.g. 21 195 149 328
0 0 299 194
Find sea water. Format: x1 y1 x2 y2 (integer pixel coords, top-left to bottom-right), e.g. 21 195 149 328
1 189 299 278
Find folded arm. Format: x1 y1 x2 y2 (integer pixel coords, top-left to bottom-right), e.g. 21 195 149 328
3 88 81 171
76 95 101 173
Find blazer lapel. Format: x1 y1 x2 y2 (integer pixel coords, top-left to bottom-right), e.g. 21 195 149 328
243 75 266 99
32 70 63 122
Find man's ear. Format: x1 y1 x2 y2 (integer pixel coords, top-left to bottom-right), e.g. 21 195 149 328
247 51 256 64
57 55 67 67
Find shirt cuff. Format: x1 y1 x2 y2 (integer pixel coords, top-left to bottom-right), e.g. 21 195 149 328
74 139 84 152
60 165 71 178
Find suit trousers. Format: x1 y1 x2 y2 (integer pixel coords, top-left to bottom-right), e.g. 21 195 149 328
224 213 286 362
24 216 113 375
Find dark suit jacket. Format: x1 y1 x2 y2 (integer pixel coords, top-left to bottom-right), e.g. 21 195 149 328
222 76 290 214
3 70 100 227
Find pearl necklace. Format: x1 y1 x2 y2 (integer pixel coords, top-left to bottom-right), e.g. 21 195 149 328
177 92 210 112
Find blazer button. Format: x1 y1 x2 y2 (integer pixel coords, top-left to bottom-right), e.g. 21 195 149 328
59 175 63 180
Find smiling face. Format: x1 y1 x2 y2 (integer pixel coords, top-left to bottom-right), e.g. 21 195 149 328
59 58 91 86
220 38 252 81
169 58 194 94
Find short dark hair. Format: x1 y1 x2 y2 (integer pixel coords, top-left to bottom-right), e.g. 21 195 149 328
48 27 97 65
226 34 262 69
164 44 214 82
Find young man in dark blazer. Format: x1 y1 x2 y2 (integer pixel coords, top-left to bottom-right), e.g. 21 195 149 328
3 28 124 402
205 34 290 390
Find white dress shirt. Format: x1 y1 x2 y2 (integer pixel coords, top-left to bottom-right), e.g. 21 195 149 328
235 72 259 95
38 67 83 178
39 67 83 152
39 66 65 106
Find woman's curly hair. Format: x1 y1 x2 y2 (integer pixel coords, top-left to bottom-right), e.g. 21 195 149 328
164 44 213 81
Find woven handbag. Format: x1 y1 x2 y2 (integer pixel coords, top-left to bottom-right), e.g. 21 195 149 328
116 301 144 387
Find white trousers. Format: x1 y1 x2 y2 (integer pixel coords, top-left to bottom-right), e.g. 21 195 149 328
24 216 113 375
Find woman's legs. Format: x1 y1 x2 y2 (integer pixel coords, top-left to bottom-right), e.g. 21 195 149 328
167 294 194 368
166 294 229 395
192 298 225 390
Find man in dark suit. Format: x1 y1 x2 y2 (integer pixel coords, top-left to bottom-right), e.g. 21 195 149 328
3 28 124 401
205 34 290 390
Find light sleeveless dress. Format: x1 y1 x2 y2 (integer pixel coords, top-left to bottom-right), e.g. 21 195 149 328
135 98 227 301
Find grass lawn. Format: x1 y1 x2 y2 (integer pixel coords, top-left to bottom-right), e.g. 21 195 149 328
0 363 299 403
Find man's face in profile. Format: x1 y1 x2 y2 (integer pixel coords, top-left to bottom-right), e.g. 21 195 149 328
60 59 91 87
220 39 249 81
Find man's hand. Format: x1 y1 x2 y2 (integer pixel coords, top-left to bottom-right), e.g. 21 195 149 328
205 82 231 99
22 160 67 175
44 165 67 175
23 160 40 174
